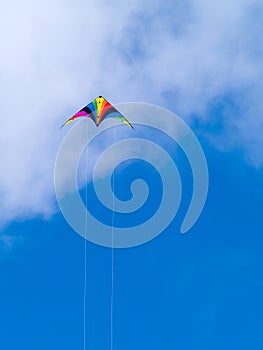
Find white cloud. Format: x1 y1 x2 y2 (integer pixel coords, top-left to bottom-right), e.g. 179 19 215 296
0 0 262 226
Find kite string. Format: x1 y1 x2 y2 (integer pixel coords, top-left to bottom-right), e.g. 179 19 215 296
84 122 88 350
110 126 116 350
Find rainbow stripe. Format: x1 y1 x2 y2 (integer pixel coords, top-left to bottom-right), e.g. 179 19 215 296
61 96 134 129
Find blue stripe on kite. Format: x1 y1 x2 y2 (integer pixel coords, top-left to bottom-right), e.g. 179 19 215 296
86 101 96 114
104 112 122 119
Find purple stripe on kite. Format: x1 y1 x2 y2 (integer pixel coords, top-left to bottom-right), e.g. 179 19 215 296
74 111 89 117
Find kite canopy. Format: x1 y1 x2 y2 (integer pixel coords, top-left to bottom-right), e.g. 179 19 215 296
61 96 134 129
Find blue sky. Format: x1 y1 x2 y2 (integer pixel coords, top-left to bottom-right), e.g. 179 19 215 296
1 0 263 349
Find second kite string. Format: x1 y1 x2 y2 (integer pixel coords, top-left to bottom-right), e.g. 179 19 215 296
84 121 88 350
110 125 116 350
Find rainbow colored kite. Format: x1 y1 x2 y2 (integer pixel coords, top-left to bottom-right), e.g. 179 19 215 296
61 96 134 129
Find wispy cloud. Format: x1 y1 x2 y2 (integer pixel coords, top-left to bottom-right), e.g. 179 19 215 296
109 0 263 166
0 233 22 251
0 0 262 226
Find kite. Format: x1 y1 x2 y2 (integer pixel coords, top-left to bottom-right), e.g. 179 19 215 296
61 96 134 129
